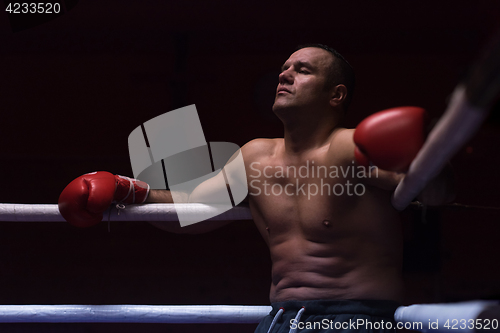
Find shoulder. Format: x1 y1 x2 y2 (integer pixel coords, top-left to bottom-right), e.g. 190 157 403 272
241 138 282 162
332 128 355 144
242 138 281 151
331 128 403 190
328 128 356 162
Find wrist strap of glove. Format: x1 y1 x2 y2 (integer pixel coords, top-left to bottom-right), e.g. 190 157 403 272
114 175 150 204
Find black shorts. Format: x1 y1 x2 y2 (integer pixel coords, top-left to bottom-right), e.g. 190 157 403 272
255 299 400 333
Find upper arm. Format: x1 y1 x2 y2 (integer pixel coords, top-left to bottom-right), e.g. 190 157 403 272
164 143 250 234
148 139 272 234
189 144 248 204
335 128 403 191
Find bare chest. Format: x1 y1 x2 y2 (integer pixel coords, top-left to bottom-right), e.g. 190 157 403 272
246 153 368 242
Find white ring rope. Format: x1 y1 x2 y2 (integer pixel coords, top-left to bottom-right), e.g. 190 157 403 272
0 204 252 222
0 301 496 327
395 301 498 333
0 305 271 323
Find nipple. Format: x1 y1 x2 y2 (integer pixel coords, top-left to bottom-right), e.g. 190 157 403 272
323 220 331 227
266 227 270 232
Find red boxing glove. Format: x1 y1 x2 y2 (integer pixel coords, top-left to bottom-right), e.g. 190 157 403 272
58 171 150 228
353 106 426 172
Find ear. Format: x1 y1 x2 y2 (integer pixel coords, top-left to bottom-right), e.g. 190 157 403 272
329 84 347 108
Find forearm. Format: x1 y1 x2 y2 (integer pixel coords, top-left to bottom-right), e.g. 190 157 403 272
145 189 174 203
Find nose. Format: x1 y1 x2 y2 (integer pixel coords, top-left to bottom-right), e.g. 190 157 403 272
278 68 293 85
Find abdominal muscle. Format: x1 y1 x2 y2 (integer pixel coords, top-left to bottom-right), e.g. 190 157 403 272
249 184 404 303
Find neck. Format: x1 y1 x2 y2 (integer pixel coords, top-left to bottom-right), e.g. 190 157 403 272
280 108 341 155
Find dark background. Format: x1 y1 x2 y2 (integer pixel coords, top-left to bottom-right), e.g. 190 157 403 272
1 1 500 332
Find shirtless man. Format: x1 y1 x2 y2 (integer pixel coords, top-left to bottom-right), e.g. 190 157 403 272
59 44 454 332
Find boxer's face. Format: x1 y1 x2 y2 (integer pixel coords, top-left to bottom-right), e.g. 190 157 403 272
273 47 334 114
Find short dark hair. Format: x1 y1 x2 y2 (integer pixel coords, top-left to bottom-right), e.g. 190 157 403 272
297 43 355 111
